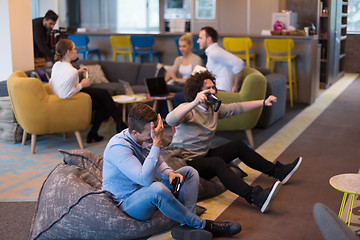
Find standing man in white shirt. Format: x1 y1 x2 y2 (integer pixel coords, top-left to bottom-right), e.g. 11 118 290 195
197 26 245 92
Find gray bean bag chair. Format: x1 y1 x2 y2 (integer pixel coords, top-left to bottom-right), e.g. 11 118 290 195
29 149 178 240
30 148 213 240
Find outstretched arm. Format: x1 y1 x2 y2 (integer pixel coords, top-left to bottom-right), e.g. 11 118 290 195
166 89 210 125
241 95 277 112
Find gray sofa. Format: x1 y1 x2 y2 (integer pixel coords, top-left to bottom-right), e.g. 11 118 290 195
72 60 160 96
255 68 287 128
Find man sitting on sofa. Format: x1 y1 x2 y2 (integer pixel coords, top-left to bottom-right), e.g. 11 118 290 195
166 70 302 213
102 103 241 239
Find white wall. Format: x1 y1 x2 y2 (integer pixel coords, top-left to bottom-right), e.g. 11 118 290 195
250 0 281 34
191 0 281 35
38 0 61 28
0 0 13 80
0 0 34 80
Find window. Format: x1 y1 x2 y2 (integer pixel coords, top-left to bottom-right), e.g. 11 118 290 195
31 0 39 19
347 0 360 33
116 0 159 33
68 0 159 33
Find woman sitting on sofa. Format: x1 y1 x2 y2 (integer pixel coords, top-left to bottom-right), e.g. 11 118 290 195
49 39 127 143
165 33 203 92
155 33 203 116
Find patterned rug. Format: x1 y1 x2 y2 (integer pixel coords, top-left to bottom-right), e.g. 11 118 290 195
0 127 111 202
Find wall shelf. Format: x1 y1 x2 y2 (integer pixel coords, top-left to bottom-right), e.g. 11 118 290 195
319 0 348 88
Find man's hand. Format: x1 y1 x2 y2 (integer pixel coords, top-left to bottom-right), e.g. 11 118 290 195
151 114 163 148
169 171 183 184
264 95 277 106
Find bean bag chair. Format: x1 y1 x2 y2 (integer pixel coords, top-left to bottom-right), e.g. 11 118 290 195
29 149 178 240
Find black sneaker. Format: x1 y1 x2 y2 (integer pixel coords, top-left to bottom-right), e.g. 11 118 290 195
278 157 302 184
204 220 241 237
252 181 282 213
171 225 213 240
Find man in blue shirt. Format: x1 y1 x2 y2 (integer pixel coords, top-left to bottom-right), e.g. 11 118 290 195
102 104 241 239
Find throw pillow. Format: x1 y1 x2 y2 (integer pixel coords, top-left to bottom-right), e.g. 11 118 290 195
35 69 50 82
80 64 109 85
155 63 172 78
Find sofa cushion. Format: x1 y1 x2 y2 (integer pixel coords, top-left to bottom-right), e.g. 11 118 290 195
255 67 271 76
131 85 148 94
0 96 23 143
256 73 287 128
0 122 23 143
100 61 141 84
0 96 17 122
80 64 109 85
136 63 158 85
90 82 126 96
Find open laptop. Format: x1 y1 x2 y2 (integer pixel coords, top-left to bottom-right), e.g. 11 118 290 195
145 77 173 98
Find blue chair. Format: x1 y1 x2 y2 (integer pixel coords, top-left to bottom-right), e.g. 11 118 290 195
175 37 200 56
130 36 161 63
67 35 101 60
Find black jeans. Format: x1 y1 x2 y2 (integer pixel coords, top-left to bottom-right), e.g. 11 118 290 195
186 140 276 203
81 87 123 134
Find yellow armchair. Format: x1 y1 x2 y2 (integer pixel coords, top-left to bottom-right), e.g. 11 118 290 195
216 67 266 147
7 71 92 153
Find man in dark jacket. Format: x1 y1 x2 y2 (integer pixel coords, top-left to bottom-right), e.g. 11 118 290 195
32 10 58 61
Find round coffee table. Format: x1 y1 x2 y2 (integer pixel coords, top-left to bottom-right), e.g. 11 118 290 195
329 173 360 226
113 94 147 123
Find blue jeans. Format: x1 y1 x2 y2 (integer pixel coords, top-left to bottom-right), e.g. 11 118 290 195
120 166 205 229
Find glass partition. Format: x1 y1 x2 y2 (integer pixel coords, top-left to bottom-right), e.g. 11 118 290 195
67 0 160 33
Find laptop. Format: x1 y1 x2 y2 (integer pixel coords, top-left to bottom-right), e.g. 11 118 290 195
118 79 134 95
145 77 173 98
